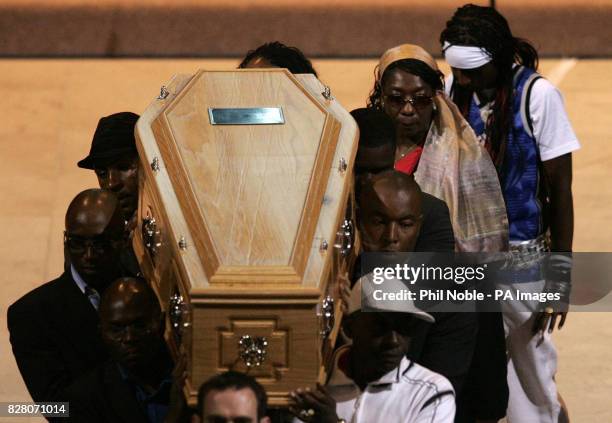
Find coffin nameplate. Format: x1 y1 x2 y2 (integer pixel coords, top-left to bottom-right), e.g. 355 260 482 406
208 107 285 125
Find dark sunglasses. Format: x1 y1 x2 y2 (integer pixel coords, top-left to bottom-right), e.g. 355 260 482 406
383 93 433 110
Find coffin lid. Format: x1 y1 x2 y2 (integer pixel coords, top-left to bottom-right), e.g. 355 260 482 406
150 69 342 285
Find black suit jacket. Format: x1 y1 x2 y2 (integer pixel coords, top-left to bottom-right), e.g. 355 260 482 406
354 193 477 395
408 193 507 421
65 362 150 423
415 192 455 252
405 194 478 397
7 272 107 403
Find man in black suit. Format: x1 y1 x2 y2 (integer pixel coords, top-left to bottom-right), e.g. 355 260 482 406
355 170 477 395
66 277 182 423
351 107 454 252
7 189 127 403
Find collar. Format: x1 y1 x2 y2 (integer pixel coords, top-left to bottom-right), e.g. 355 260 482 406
70 264 91 295
327 346 410 389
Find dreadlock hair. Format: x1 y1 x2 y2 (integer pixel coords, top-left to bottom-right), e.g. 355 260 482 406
440 3 539 169
238 41 318 77
367 59 444 110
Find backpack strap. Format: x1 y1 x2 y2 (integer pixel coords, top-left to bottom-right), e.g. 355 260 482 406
520 72 543 138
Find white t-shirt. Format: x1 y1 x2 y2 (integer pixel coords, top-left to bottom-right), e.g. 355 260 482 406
307 347 455 423
445 72 581 161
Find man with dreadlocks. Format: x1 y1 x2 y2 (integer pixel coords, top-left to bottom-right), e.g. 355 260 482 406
440 4 579 423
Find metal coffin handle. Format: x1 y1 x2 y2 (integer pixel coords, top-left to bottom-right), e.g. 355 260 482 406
169 292 191 345
334 219 354 257
317 295 335 339
142 210 162 262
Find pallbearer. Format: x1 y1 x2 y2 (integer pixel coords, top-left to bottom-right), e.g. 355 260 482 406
134 69 358 406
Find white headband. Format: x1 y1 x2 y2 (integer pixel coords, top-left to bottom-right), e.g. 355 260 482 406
442 41 492 70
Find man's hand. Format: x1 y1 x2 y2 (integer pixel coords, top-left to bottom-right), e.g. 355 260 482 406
533 255 572 336
289 384 339 423
532 307 568 336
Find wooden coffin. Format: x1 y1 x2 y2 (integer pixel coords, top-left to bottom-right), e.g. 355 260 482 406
134 69 358 406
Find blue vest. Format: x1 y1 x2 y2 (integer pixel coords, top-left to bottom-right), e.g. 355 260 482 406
466 66 545 241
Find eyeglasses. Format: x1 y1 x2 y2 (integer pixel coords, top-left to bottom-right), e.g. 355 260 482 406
383 93 433 110
64 231 120 254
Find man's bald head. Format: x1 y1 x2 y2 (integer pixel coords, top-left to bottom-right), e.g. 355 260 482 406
358 170 423 252
65 189 124 236
99 277 161 321
64 189 125 290
362 170 422 205
99 277 164 372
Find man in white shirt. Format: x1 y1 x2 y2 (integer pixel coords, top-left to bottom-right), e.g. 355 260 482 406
441 5 579 422
290 277 455 423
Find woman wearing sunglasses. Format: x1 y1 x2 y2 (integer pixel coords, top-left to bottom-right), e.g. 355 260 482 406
368 45 511 423
368 44 507 254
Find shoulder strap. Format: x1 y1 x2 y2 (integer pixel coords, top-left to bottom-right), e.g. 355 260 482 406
520 72 543 138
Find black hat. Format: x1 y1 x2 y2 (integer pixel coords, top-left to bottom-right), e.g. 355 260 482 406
77 112 140 169
350 108 396 149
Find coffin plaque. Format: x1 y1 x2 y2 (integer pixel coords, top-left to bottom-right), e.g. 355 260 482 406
208 107 285 125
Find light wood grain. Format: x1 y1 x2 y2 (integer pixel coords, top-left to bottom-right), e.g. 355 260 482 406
161 70 328 268
191 302 321 407
135 73 211 293
136 69 359 405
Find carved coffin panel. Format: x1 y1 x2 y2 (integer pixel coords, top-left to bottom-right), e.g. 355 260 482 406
190 300 321 407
